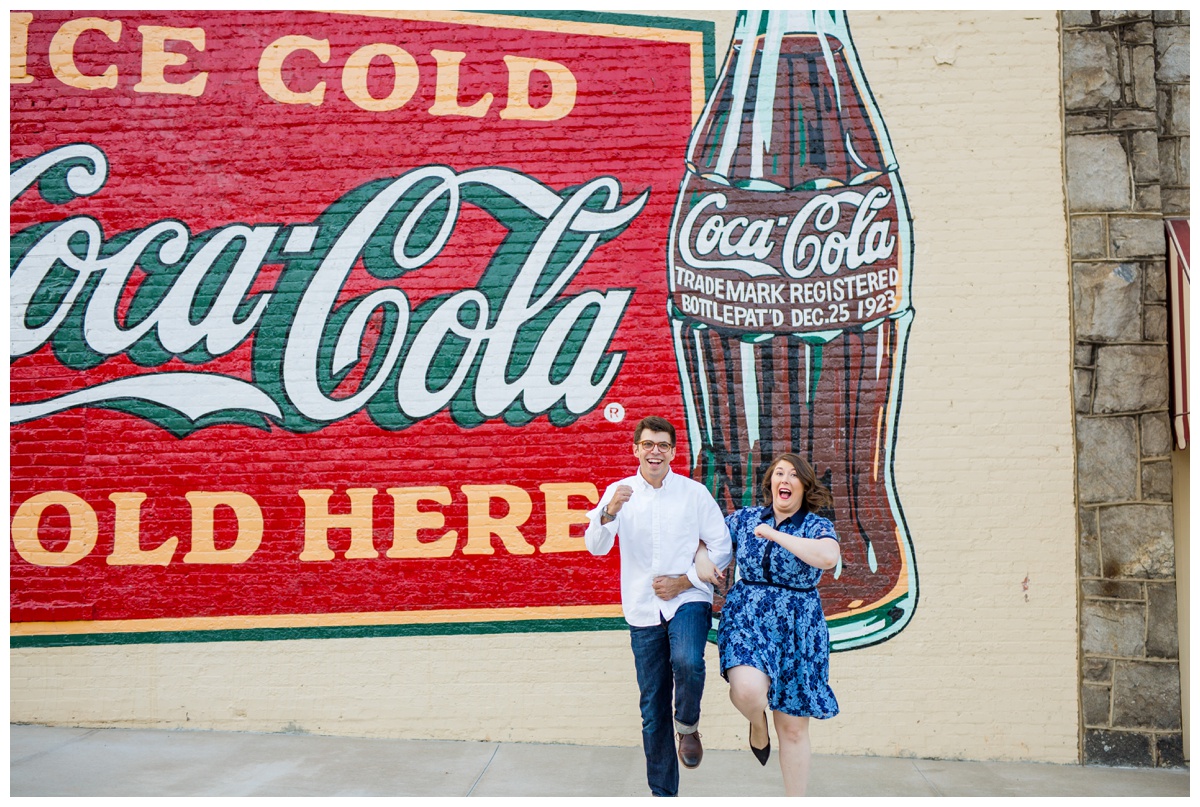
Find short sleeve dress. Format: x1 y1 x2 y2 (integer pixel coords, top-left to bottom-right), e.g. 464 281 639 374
717 505 840 719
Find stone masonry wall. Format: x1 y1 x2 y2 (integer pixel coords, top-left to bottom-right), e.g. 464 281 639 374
1063 10 1189 768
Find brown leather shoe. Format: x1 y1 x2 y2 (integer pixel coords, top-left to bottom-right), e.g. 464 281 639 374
677 731 703 769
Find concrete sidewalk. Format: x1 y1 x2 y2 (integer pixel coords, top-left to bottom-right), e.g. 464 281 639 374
10 724 1189 797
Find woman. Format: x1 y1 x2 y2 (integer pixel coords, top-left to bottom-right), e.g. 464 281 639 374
699 453 840 796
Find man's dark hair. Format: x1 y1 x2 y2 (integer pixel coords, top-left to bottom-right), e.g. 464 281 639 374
633 416 675 446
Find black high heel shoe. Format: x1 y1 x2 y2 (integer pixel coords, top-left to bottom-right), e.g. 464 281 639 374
749 712 771 766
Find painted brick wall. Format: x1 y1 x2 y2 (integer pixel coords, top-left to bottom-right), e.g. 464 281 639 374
10 10 1081 764
10 9 702 629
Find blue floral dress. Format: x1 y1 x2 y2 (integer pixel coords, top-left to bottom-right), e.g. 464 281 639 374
717 506 840 718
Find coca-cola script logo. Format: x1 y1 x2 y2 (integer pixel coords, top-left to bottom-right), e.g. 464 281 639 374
12 144 648 436
669 176 907 332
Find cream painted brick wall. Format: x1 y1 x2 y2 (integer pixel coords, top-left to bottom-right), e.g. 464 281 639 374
816 11 1077 763
11 634 662 744
10 11 1079 764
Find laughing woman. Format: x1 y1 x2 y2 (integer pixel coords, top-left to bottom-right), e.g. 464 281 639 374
703 453 840 796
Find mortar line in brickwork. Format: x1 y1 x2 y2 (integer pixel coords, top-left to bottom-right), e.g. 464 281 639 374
466 743 501 797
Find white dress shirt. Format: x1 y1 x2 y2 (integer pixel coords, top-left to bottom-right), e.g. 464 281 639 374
585 469 732 627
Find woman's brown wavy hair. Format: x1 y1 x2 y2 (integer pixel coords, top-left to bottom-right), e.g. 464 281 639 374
759 453 833 512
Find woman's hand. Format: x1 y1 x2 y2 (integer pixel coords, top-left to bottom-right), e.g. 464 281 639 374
754 523 778 542
694 542 724 585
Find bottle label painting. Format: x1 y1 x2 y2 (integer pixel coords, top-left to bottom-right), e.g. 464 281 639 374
669 11 916 649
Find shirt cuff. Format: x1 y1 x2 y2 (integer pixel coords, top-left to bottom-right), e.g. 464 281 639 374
686 567 712 596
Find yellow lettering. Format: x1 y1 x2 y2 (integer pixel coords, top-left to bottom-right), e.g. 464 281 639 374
462 485 533 555
134 25 207 97
539 482 597 553
342 43 417 113
49 17 121 91
299 488 378 560
427 49 492 118
182 491 264 564
500 55 575 121
107 492 178 566
385 486 457 558
11 491 98 567
10 12 34 84
258 35 328 106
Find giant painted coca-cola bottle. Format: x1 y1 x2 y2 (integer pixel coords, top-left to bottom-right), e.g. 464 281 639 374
669 10 916 650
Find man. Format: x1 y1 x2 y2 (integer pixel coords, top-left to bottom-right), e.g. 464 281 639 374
585 415 731 797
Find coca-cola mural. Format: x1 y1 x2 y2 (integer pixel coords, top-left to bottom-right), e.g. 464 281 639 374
11 9 914 651
669 11 916 650
9 9 705 642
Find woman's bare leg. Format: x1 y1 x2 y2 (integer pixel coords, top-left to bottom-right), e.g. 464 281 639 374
726 665 771 750
772 712 812 796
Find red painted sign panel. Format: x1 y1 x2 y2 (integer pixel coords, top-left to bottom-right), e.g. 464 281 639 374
10 10 709 637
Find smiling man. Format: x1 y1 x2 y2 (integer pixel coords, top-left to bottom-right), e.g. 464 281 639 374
585 415 731 797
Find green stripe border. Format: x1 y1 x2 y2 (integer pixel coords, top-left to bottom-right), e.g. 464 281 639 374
10 617 631 648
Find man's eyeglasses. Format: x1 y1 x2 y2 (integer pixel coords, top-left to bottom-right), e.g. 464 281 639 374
637 441 674 452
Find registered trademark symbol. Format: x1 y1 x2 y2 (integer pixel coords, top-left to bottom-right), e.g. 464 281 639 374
603 402 625 423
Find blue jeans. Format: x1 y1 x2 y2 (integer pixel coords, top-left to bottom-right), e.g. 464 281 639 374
628 601 711 797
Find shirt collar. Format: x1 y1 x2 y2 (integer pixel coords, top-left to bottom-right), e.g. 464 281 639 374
634 468 675 490
757 505 807 529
